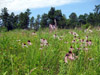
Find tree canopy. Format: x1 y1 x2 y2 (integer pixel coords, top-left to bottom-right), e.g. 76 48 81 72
0 4 100 31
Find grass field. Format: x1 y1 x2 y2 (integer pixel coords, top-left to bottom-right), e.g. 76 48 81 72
0 28 100 75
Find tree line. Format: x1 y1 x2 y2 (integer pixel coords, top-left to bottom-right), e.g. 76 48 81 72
0 4 100 31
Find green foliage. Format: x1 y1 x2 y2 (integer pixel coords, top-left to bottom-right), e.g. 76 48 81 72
0 26 7 32
34 15 41 31
48 7 55 24
0 4 100 30
41 13 48 28
0 28 100 75
78 14 87 26
69 12 78 28
48 7 67 28
18 9 31 29
0 7 12 31
94 4 100 14
87 13 95 26
81 23 91 29
58 60 67 75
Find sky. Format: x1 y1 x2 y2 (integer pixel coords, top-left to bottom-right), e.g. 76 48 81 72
0 0 100 18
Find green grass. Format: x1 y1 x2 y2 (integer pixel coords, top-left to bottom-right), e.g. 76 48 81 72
0 28 100 75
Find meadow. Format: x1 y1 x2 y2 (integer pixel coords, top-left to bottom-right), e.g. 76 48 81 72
0 28 100 75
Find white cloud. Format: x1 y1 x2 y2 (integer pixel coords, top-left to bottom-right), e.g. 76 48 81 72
0 0 81 12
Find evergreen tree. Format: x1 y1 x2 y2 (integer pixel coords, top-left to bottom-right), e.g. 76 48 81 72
94 4 100 26
30 16 34 29
41 13 48 28
87 13 95 26
18 9 31 29
48 7 55 24
69 12 78 28
1 7 13 31
34 14 41 31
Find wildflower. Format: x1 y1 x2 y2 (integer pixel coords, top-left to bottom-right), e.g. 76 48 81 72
39 47 43 50
69 51 72 54
53 34 58 38
64 51 76 63
64 53 69 63
27 40 32 45
40 38 48 46
72 40 76 43
81 39 84 43
43 39 48 44
74 36 76 39
88 57 94 61
88 40 92 46
69 31 73 34
22 43 28 48
73 32 79 36
40 38 44 43
86 36 88 40
70 46 74 51
32 32 36 35
45 43 49 46
68 51 75 60
85 40 88 46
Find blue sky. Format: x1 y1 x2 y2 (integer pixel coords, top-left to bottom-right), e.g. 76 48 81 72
0 0 100 19
30 0 100 18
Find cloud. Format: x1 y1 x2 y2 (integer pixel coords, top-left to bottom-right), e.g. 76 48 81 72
0 0 81 12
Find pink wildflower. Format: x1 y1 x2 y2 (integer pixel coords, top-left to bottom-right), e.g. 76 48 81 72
81 39 84 43
88 40 92 46
85 40 88 46
86 36 88 40
40 38 44 43
40 38 48 46
72 40 76 43
64 53 69 63
68 51 75 60
32 32 36 35
70 46 74 51
22 43 28 48
27 40 32 45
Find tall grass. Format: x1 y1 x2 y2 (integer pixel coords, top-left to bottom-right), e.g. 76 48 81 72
0 28 100 75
